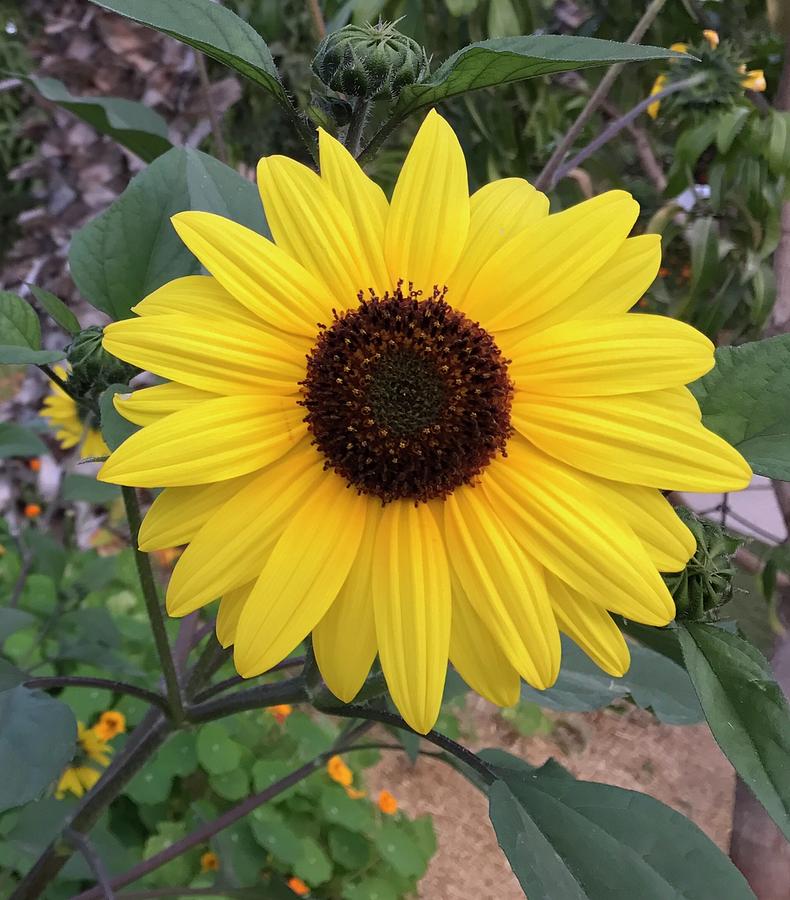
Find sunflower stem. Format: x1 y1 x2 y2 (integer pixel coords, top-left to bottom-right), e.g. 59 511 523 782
534 0 668 191
38 363 79 400
23 675 169 712
345 96 371 157
184 634 229 699
186 676 309 723
121 486 185 725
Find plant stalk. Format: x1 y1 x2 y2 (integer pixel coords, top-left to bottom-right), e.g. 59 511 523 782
345 97 371 158
23 676 168 712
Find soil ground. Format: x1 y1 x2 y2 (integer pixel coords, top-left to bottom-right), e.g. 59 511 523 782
366 698 735 899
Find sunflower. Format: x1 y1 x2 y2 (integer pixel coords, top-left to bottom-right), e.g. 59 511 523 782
55 722 112 799
41 365 108 458
99 111 750 733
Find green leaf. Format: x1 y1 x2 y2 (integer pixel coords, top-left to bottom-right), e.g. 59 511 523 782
678 623 790 841
716 107 751 154
125 764 174 805
342 878 398 900
0 424 48 459
157 731 199 778
90 0 286 103
249 807 302 864
373 819 427 878
59 686 112 722
0 660 25 692
24 76 171 163
210 767 250 801
69 147 267 321
294 836 333 886
0 687 77 813
328 826 371 870
251 758 299 799
394 36 687 118
0 609 36 644
0 292 65 365
520 637 702 724
690 334 790 479
28 286 81 336
483 750 754 900
319 783 375 834
99 383 138 451
61 474 119 504
196 721 242 775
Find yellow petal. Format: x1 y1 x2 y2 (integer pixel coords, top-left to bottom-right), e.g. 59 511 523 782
103 314 306 396
450 577 521 707
138 473 258 551
482 441 675 625
447 177 548 304
82 429 109 458
166 442 324 614
372 500 452 734
133 275 271 329
114 383 218 427
258 154 372 307
444 486 560 688
99 395 305 487
385 110 470 295
464 190 638 331
647 73 667 119
514 389 752 492
546 574 630 677
216 583 254 648
313 501 380 703
234 475 367 677
510 314 713 396
318 128 390 296
589 480 696 572
171 211 329 336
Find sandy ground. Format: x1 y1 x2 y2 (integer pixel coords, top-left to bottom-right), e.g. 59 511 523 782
366 698 735 899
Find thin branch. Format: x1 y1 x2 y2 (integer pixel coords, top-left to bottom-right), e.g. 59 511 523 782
192 657 305 703
534 0 668 191
69 724 374 900
121 487 184 724
66 830 115 900
38 363 78 399
552 75 704 186
194 52 228 164
307 0 326 39
185 676 308 723
23 676 168 712
184 634 229 699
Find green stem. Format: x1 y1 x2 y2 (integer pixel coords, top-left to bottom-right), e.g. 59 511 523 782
345 97 371 157
121 486 184 724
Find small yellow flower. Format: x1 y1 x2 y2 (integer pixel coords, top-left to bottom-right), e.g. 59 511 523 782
741 68 767 92
268 703 293 724
326 754 353 787
93 710 126 741
55 723 112 799
287 876 310 896
702 29 719 49
40 365 108 458
200 851 220 872
378 789 398 815
79 722 113 767
56 765 101 799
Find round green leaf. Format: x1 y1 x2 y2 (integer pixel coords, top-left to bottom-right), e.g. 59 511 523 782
196 722 242 775
210 767 250 801
328 826 371 870
293 836 333 887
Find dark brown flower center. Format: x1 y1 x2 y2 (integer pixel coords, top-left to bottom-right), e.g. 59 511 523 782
301 284 513 503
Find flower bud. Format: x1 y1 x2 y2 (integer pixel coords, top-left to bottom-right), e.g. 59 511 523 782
66 327 137 402
664 507 742 622
312 21 429 101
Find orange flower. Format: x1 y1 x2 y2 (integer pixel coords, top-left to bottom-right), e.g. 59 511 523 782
658 266 670 278
24 503 42 518
152 547 182 568
200 850 220 872
269 704 293 724
345 785 366 799
326 754 353 787
93 710 126 741
378 790 398 815
287 876 310 896
702 29 719 49
28 458 42 472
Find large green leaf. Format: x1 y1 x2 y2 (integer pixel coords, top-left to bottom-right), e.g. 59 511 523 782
90 0 286 102
395 36 687 117
519 637 702 724
29 286 81 337
69 147 268 321
0 687 77 813
678 623 790 841
483 750 754 900
690 335 790 480
24 76 171 163
0 292 65 365
0 424 48 459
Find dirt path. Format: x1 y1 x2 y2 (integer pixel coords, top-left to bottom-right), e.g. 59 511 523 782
366 698 734 899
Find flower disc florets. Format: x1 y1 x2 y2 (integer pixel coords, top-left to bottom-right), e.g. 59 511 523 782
311 21 429 100
301 285 514 503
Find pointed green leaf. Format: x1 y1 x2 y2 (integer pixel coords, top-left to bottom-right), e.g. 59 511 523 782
394 36 688 117
483 750 754 900
90 0 286 103
24 76 171 163
28 286 80 336
0 292 65 365
678 623 790 841
690 334 790 480
69 147 267 321
0 687 77 813
0 424 48 459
